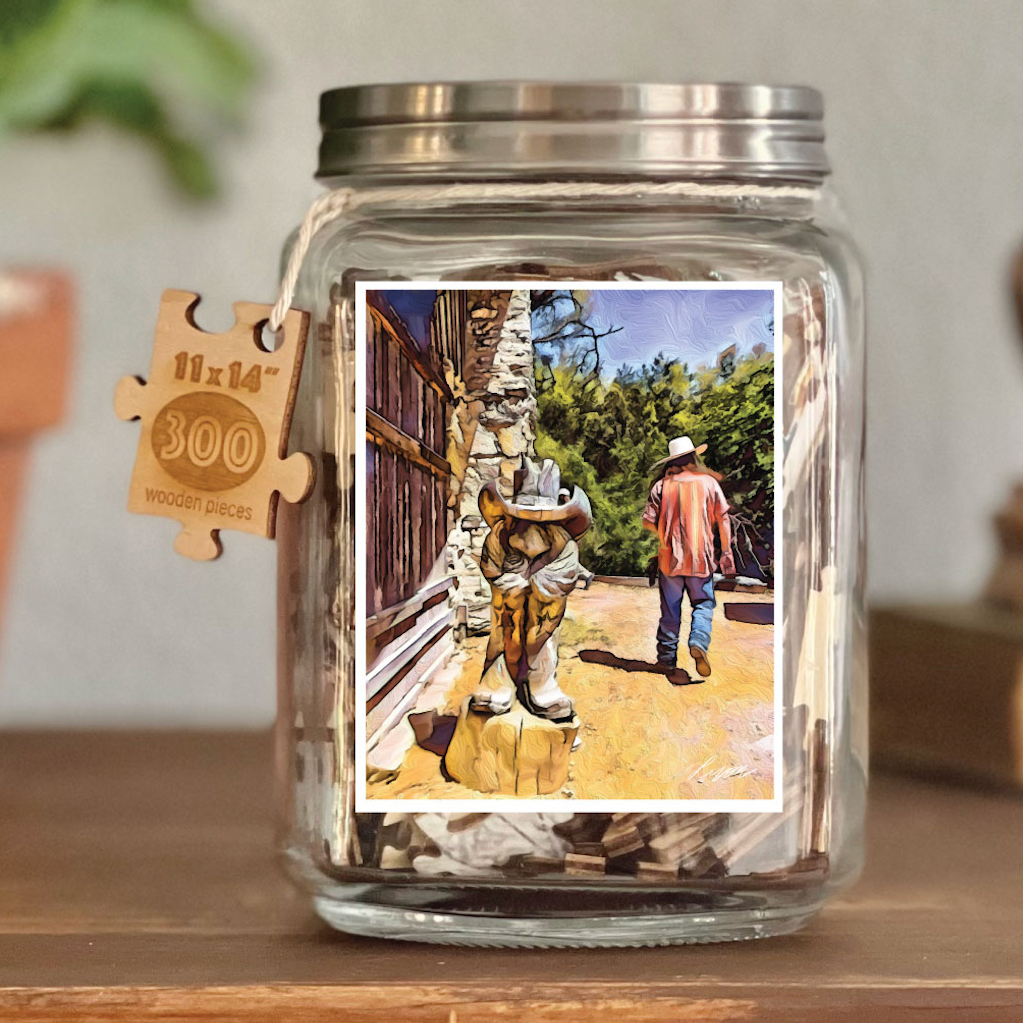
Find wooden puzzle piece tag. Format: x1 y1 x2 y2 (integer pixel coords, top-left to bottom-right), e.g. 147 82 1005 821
114 290 314 560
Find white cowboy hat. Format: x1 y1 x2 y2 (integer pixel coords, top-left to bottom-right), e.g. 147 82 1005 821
478 481 593 540
650 435 708 471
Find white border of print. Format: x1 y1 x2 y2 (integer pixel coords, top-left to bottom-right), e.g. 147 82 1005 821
355 280 783 814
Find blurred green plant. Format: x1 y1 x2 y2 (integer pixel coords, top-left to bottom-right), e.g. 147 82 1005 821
0 0 255 198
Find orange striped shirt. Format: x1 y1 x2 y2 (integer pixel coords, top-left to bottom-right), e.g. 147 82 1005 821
643 471 730 577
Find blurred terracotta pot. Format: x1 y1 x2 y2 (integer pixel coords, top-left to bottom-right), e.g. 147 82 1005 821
0 271 73 631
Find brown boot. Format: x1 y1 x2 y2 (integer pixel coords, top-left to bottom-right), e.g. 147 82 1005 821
690 645 711 677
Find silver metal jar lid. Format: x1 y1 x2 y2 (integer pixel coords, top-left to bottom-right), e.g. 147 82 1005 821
318 81 828 183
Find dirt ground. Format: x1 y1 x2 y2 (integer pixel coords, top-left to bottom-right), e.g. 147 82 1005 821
366 580 776 802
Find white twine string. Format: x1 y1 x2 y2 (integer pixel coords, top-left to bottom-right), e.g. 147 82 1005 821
267 179 817 334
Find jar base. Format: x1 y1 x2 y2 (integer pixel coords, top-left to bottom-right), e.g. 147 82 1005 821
313 889 824 948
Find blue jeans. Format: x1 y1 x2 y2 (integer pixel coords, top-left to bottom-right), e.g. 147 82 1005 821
656 572 716 663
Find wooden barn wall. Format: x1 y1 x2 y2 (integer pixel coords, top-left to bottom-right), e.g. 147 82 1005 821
364 295 463 751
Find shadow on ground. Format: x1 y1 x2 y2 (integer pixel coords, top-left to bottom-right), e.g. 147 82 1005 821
408 709 458 755
723 601 774 625
577 648 701 686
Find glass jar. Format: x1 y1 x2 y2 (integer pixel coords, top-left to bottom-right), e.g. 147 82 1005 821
276 81 866 946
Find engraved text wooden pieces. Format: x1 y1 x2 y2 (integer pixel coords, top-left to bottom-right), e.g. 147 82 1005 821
115 290 314 560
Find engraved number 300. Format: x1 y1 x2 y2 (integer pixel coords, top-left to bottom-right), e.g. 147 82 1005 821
158 411 260 474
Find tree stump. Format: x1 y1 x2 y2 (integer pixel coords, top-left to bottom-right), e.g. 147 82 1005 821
442 696 579 796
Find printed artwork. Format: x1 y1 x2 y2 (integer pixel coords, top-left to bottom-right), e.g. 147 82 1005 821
356 282 781 812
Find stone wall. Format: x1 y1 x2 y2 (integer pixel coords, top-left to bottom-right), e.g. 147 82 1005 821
446 288 536 633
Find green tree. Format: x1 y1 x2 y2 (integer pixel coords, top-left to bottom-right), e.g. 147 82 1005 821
535 347 774 577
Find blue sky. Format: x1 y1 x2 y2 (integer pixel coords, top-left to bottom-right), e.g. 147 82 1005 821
372 286 775 378
581 288 774 379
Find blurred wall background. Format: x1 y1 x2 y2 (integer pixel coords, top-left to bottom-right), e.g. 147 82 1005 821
2 0 1022 725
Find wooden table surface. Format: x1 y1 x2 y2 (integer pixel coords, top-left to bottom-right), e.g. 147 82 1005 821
1 732 1021 1021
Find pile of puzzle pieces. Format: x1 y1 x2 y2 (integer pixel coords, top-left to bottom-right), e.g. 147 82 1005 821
374 810 734 881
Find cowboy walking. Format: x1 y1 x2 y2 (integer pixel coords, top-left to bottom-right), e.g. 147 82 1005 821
642 436 735 677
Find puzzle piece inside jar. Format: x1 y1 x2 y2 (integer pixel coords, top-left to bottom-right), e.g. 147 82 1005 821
376 812 574 876
114 290 314 560
448 255 718 282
